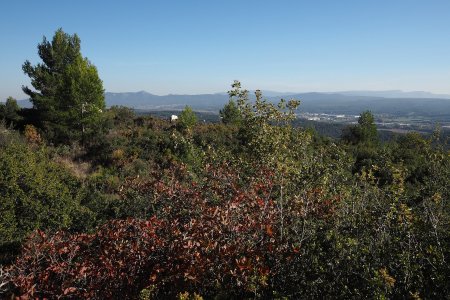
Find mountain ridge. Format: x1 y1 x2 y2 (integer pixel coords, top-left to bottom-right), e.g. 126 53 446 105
15 90 450 121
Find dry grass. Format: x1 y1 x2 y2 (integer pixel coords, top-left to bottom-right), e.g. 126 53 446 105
54 156 92 179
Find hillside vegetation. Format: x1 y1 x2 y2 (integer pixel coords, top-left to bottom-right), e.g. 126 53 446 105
0 29 449 299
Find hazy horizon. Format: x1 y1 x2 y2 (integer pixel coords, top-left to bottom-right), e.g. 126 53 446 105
1 0 450 100
7 89 450 101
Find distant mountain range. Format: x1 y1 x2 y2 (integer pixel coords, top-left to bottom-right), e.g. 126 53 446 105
17 90 450 120
216 90 450 99
105 91 226 111
104 90 450 119
332 90 450 99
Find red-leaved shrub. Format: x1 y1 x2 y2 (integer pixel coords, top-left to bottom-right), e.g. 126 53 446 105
7 218 162 299
5 163 339 298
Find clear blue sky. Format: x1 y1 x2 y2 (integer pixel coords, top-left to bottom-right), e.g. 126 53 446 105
1 0 450 100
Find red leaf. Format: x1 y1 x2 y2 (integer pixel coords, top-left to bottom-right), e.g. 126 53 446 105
64 287 77 295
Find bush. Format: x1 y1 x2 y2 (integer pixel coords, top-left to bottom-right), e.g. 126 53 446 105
0 140 83 264
5 218 163 299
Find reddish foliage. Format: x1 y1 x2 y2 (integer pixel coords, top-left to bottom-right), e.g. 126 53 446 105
304 188 341 219
8 218 163 299
152 165 281 295
6 163 341 298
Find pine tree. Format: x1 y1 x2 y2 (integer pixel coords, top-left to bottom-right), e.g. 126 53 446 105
22 28 105 144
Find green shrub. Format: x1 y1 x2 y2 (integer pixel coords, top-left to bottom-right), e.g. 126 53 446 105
0 140 83 263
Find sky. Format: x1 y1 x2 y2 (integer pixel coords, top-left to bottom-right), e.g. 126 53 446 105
1 0 450 100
